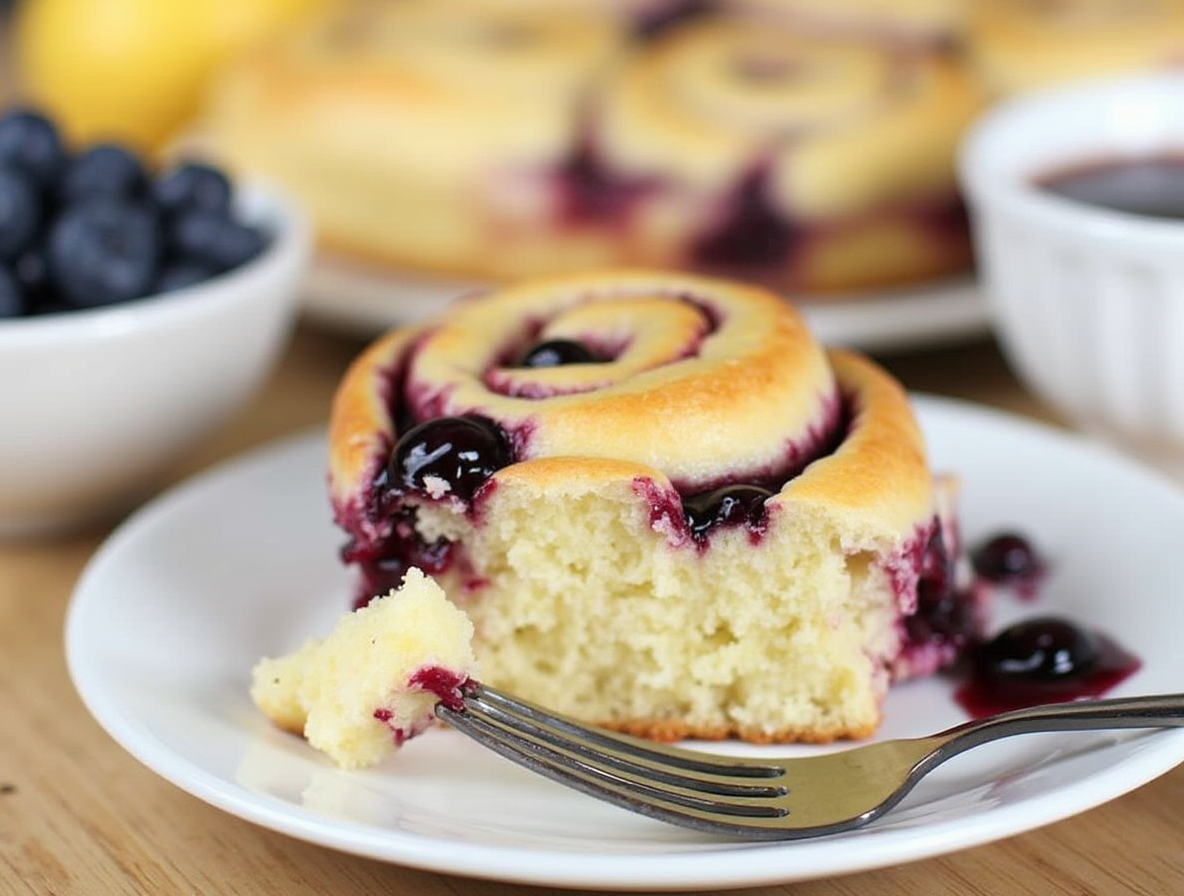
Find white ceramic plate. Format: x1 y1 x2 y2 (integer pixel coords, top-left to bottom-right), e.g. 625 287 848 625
66 398 1184 891
301 256 988 353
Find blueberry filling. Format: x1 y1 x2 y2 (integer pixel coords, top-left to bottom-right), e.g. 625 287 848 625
556 142 653 224
517 338 601 368
692 168 797 269
341 506 454 609
407 664 470 713
388 414 512 503
682 484 773 541
633 0 715 38
903 525 981 653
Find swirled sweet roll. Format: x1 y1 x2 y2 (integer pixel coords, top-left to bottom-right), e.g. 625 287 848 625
967 0 1184 97
594 17 984 292
327 271 983 743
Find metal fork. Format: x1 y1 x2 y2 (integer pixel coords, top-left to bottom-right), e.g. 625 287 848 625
436 685 1184 840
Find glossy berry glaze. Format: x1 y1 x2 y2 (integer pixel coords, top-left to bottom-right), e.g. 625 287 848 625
956 617 1140 717
682 484 775 542
388 415 511 502
372 664 471 746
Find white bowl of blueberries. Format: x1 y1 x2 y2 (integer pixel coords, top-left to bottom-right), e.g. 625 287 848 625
0 107 311 537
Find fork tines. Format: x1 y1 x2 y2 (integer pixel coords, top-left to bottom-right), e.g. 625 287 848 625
435 683 792 835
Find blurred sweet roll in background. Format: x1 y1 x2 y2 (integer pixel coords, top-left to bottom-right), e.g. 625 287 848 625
196 0 984 296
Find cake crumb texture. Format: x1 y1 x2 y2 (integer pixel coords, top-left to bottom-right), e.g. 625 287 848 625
250 568 477 769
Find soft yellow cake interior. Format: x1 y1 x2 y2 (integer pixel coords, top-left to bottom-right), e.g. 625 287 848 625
251 568 478 769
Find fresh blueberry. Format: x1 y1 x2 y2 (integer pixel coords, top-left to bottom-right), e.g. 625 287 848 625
169 210 266 273
11 244 52 305
154 260 217 293
61 143 148 206
154 162 232 218
389 415 512 502
48 202 160 308
0 265 24 318
518 338 600 367
682 484 773 540
0 108 67 190
0 167 41 259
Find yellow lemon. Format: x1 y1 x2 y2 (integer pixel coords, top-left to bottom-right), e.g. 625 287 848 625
13 0 323 153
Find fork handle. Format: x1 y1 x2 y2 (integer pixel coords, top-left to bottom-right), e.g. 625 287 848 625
933 692 1184 759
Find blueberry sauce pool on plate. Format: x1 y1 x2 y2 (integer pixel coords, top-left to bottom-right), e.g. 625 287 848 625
1036 155 1184 220
956 617 1141 718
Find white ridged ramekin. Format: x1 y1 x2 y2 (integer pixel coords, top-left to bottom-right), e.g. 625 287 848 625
959 74 1184 470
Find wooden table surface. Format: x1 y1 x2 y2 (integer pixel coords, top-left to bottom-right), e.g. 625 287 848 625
2 321 1182 896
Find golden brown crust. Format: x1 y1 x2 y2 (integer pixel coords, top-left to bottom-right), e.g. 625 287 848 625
778 348 932 537
329 269 931 536
327 324 425 508
330 269 841 493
